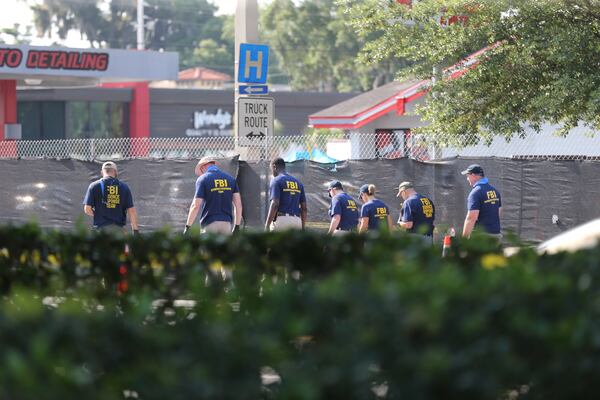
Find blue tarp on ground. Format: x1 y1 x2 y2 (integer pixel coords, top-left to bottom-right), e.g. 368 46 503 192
284 148 338 163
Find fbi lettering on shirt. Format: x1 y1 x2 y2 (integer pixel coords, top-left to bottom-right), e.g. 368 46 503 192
376 207 388 219
211 179 232 193
420 198 434 218
284 180 301 195
106 185 120 209
484 190 499 204
347 200 357 210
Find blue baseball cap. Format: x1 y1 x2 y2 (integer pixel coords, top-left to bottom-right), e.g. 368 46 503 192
359 184 369 196
461 164 484 175
327 180 343 190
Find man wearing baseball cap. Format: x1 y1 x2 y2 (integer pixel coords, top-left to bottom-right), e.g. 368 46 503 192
83 161 139 233
184 156 242 235
326 180 359 235
461 164 502 241
396 181 435 244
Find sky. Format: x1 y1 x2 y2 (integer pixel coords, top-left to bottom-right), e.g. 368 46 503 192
0 0 268 47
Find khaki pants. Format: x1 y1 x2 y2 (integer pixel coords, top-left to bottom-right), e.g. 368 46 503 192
271 215 302 231
201 221 233 235
486 233 503 245
332 229 350 236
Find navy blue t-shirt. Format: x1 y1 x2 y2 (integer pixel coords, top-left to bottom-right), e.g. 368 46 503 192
400 193 435 235
83 177 134 228
329 192 359 231
195 165 239 227
467 178 502 234
360 199 390 231
269 173 306 216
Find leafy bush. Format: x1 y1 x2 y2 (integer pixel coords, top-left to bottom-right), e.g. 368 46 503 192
1 224 600 399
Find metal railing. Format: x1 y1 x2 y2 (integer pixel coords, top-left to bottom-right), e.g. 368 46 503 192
1 131 599 161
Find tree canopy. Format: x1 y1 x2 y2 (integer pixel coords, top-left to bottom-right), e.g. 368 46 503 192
341 0 600 140
262 0 402 92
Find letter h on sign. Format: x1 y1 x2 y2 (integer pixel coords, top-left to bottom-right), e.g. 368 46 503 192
238 43 269 84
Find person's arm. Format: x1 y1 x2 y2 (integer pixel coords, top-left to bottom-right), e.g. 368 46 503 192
84 205 94 216
123 186 138 232
186 198 203 229
265 180 280 231
300 202 307 230
358 217 369 233
498 193 502 219
398 202 414 230
462 209 479 238
299 184 307 230
358 204 370 233
399 220 413 230
127 207 139 232
328 214 341 234
83 184 95 217
328 196 343 234
265 199 279 231
186 178 205 233
232 192 243 230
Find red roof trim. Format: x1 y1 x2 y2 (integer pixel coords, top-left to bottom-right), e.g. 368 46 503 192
354 104 397 129
309 80 428 127
322 94 399 120
310 45 497 128
311 123 365 129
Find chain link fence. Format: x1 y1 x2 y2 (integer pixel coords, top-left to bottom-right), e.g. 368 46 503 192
1 131 599 161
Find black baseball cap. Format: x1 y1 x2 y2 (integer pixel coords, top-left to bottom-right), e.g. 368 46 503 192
461 164 484 175
327 180 343 191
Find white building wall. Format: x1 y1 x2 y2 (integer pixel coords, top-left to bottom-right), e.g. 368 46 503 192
446 123 600 158
348 95 600 159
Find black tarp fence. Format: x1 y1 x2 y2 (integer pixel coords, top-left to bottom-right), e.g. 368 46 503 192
2 157 599 243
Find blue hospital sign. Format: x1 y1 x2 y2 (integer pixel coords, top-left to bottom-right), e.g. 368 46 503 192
238 43 269 84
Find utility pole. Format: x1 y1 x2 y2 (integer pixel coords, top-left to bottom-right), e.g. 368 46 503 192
235 0 265 222
234 0 259 86
234 0 259 160
137 0 145 50
235 0 259 127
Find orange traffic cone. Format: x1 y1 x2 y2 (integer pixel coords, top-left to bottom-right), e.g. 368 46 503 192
442 235 451 257
442 227 455 257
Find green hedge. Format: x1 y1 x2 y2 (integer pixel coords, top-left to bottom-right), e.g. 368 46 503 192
1 224 600 399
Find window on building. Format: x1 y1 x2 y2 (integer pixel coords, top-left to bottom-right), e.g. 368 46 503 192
66 101 128 139
17 101 66 140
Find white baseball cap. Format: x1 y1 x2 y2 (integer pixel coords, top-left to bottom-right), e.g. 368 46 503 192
101 161 118 171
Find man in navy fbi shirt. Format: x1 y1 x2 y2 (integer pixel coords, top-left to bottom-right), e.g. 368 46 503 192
83 161 139 233
185 156 242 235
265 158 307 231
326 180 359 235
461 164 502 240
397 181 435 244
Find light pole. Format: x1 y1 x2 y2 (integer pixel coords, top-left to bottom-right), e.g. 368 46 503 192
137 0 144 50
